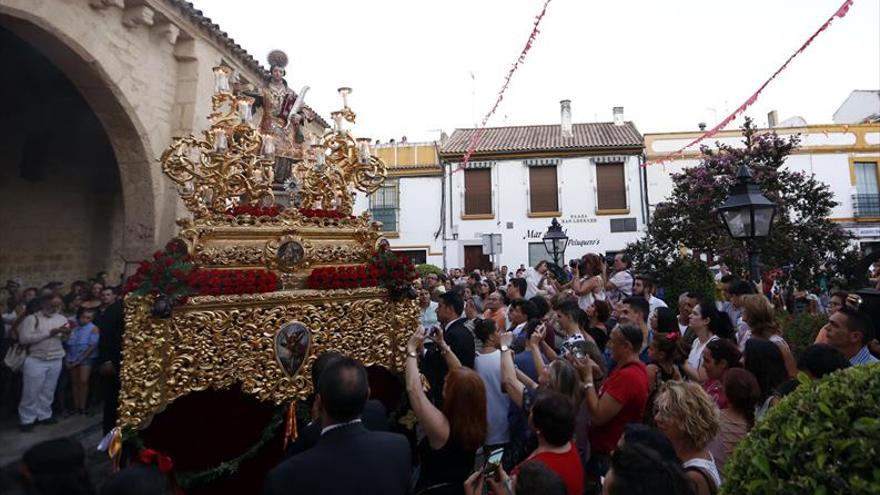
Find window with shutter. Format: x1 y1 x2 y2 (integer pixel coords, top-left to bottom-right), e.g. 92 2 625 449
596 162 627 211
369 179 399 231
464 168 492 215
529 166 559 213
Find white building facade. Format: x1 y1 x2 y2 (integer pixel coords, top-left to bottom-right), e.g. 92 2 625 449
353 142 446 267
436 108 647 271
644 122 880 251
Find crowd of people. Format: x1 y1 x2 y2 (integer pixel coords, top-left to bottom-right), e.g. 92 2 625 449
363 255 875 494
3 253 878 495
1 275 125 435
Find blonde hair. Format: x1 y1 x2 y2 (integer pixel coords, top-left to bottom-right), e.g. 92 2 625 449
740 294 780 338
654 381 720 451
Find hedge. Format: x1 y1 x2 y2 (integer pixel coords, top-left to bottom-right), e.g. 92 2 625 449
721 364 880 494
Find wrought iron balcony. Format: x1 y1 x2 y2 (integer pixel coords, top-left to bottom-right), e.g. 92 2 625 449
853 194 880 218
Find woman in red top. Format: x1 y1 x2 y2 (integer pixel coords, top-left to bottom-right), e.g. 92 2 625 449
512 390 584 495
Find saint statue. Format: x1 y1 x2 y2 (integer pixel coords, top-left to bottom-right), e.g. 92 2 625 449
247 50 313 189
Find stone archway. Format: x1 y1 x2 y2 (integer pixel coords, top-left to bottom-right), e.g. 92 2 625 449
0 12 158 285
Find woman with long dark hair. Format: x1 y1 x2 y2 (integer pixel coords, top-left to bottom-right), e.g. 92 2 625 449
744 338 789 420
701 339 742 409
650 306 679 335
708 368 761 472
683 302 734 382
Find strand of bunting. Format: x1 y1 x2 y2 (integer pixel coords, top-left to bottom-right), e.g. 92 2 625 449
642 0 855 167
453 0 554 175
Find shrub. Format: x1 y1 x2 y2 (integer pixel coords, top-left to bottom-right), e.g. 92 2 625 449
722 364 880 494
657 257 717 307
416 263 444 278
778 312 828 359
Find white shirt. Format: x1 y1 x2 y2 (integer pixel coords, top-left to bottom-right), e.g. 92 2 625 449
648 295 668 314
683 453 722 489
321 418 362 436
687 334 719 371
474 350 510 445
524 267 543 299
577 276 606 311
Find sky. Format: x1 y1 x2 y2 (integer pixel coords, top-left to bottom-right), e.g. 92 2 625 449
193 0 880 143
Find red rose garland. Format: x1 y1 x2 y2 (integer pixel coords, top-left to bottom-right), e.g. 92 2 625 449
306 251 417 293
186 269 279 296
225 205 284 217
298 208 355 219
124 242 280 302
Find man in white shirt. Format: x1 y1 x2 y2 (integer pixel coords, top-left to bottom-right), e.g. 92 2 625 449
523 261 549 299
633 274 667 330
17 295 70 430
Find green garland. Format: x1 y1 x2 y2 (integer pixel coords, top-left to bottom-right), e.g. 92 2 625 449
123 407 287 489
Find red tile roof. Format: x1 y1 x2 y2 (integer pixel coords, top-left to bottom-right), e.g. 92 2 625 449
439 122 642 157
165 0 328 128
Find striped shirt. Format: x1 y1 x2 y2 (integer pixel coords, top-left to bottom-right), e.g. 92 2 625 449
850 346 879 366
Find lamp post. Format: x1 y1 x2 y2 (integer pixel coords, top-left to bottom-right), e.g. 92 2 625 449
718 165 777 284
542 218 569 267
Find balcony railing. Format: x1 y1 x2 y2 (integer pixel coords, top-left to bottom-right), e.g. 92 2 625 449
853 194 880 218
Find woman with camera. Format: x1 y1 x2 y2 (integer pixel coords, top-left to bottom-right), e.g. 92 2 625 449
406 326 487 495
570 254 606 312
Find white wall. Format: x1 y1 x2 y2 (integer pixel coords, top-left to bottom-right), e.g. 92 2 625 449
644 131 880 246
444 155 645 269
354 176 445 267
833 91 880 124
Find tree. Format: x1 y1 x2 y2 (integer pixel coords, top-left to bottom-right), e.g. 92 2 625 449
628 117 854 290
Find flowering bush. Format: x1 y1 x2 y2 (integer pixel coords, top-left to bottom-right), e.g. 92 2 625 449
298 208 353 219
186 269 279 296
124 241 196 304
225 205 284 217
307 265 379 290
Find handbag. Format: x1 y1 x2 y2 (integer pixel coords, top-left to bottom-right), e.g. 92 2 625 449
3 343 27 371
3 314 35 372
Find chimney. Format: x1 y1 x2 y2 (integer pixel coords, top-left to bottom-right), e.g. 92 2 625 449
560 100 572 138
613 107 624 126
768 110 778 128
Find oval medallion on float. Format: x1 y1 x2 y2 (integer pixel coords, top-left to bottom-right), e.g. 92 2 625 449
275 321 311 378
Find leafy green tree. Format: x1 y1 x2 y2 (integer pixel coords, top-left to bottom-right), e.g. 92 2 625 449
628 117 854 290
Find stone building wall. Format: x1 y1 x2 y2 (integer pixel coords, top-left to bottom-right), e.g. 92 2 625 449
0 0 323 287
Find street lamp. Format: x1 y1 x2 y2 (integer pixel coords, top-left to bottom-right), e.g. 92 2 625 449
542 218 569 267
718 164 777 283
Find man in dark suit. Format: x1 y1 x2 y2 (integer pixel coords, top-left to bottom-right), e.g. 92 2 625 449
421 290 476 406
263 357 411 495
285 351 388 458
94 287 124 434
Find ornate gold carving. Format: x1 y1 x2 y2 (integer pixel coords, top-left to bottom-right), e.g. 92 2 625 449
303 241 370 265
197 244 264 266
160 83 275 216
295 131 387 214
118 292 419 430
